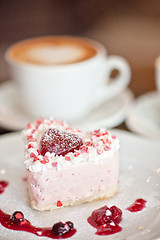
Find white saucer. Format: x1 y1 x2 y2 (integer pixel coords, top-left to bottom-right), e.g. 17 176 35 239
126 91 160 139
0 81 134 131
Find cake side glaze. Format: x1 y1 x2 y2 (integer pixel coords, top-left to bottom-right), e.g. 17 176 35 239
22 118 120 173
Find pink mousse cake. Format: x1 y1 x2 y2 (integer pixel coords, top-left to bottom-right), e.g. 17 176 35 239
23 118 120 211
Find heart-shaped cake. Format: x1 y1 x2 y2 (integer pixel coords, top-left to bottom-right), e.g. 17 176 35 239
23 118 120 211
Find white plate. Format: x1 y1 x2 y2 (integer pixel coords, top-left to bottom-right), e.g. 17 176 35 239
0 81 134 131
0 130 160 240
126 91 160 140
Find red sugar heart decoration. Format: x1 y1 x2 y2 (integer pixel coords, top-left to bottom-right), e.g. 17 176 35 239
40 128 83 156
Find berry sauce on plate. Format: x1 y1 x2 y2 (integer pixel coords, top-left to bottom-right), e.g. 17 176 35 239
126 198 147 212
0 209 76 239
87 205 122 235
0 181 8 194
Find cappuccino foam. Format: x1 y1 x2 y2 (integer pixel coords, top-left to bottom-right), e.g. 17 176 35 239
8 37 97 65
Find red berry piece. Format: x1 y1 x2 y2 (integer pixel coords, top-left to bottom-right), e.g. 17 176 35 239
40 128 83 156
110 205 122 223
65 221 74 230
0 181 8 194
52 222 67 236
52 221 74 236
88 205 123 236
11 211 24 223
126 198 147 212
91 205 122 226
91 206 110 226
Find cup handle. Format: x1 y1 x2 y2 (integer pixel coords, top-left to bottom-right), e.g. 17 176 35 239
95 56 131 104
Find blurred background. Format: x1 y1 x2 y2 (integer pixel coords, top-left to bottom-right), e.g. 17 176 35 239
0 0 160 134
1 0 160 94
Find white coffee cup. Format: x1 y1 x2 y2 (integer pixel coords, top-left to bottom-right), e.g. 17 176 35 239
5 36 131 122
155 56 160 92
